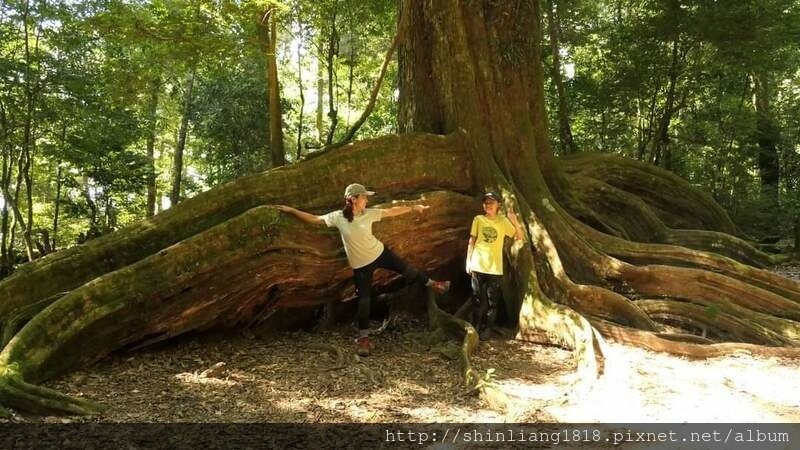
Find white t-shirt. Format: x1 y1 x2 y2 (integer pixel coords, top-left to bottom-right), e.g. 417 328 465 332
321 208 384 269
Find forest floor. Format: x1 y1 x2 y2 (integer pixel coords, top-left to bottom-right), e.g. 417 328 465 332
3 265 800 423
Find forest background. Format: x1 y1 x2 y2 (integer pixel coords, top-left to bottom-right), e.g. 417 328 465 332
1 0 799 275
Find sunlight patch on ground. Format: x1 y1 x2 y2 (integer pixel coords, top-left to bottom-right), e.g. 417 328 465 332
543 344 800 422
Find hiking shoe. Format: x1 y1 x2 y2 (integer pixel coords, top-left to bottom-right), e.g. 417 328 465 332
356 336 373 357
430 280 451 294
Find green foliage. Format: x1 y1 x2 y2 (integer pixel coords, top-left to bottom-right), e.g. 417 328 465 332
0 0 398 274
542 0 800 242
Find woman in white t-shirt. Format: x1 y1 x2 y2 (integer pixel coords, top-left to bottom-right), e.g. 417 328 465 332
274 183 450 356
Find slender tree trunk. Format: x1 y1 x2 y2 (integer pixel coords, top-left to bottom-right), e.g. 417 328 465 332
752 70 780 205
636 90 659 161
546 0 576 154
319 9 407 151
52 164 62 252
171 68 195 207
51 122 67 251
266 9 285 167
316 45 325 143
325 4 339 145
19 0 35 262
296 33 305 161
145 76 161 217
346 50 354 127
0 99 11 274
650 38 680 170
0 184 32 262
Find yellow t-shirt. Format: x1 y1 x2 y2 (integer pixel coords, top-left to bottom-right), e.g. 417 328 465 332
468 214 516 275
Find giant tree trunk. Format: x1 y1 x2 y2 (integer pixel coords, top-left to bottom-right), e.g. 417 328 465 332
1 0 799 416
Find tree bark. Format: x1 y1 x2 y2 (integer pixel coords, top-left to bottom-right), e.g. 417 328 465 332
325 4 339 145
316 42 325 143
52 163 62 252
0 99 12 275
145 76 161 217
171 68 195 207
296 27 305 161
545 0 577 155
753 70 780 205
650 38 681 170
263 8 285 168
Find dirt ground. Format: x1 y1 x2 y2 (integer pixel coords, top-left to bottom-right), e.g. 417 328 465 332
2 265 800 424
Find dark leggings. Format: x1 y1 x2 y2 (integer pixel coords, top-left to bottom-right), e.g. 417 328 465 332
470 272 502 332
353 248 429 330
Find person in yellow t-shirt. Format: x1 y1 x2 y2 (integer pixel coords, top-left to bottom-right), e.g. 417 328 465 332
465 191 523 335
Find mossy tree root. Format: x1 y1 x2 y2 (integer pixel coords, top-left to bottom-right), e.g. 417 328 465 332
0 367 102 416
566 174 772 267
571 217 800 304
561 152 740 235
0 192 474 415
592 320 800 359
0 133 471 329
426 289 480 387
1 292 67 348
635 299 799 346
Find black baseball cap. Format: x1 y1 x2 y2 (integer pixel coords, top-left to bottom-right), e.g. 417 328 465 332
482 191 502 202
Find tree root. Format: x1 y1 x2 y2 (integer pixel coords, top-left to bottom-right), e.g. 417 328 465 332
524 190 800 347
573 217 800 304
567 174 772 267
593 320 800 359
0 193 473 414
561 152 740 235
635 299 799 346
0 132 471 330
0 367 103 416
1 292 67 348
426 289 480 387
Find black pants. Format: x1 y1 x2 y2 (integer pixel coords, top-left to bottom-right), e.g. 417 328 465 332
470 272 502 333
352 248 429 330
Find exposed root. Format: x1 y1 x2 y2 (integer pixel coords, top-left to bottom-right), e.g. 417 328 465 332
0 132 471 329
530 197 800 346
593 320 800 359
1 292 67 348
574 217 800 304
654 332 716 345
0 367 103 416
614 264 800 323
636 299 799 346
562 152 740 235
567 174 772 267
426 289 480 387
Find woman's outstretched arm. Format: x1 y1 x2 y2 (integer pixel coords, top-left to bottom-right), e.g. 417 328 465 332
273 205 326 226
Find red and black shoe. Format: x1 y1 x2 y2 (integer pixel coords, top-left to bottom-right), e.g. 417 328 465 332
356 336 373 357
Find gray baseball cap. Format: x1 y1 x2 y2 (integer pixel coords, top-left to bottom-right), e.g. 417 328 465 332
344 183 375 198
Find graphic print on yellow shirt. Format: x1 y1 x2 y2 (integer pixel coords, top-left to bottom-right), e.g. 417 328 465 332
468 214 515 275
